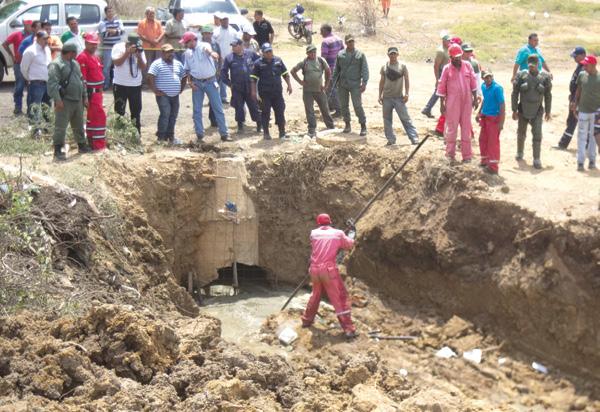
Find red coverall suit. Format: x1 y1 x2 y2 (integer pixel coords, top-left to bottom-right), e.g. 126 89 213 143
302 225 356 333
77 50 107 150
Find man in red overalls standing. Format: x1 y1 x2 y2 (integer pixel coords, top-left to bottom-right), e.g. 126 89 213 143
77 32 106 151
301 213 358 339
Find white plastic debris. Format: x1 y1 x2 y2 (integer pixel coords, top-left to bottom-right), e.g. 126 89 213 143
399 368 408 377
532 362 548 374
543 11 550 18
68 199 77 208
498 357 507 365
463 349 482 364
278 327 298 345
435 346 457 359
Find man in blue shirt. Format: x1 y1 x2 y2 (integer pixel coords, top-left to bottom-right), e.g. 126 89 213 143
181 31 231 143
251 43 293 140
18 20 41 56
511 33 551 82
147 44 186 143
476 71 505 174
221 38 261 134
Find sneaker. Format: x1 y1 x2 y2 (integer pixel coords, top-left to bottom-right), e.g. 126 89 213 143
344 330 359 339
589 162 597 170
221 135 233 142
279 131 288 139
533 159 542 169
359 123 367 136
196 134 204 143
421 109 434 119
577 163 585 172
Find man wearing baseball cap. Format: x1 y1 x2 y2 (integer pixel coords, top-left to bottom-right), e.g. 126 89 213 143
378 46 418 146
572 54 599 171
200 25 223 128
181 31 231 142
2 19 34 115
76 33 107 151
437 43 479 163
556 47 587 150
333 34 369 136
251 43 293 139
291 44 334 137
422 33 451 118
47 43 90 160
242 26 260 54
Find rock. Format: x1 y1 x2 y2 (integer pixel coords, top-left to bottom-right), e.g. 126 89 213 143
400 388 463 411
441 315 473 339
204 378 257 401
501 185 510 194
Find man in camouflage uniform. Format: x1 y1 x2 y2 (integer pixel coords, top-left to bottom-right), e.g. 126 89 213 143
47 43 90 161
511 54 552 169
333 34 369 136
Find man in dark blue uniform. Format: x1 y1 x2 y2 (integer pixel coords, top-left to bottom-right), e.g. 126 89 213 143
250 43 293 140
556 46 586 150
221 38 261 134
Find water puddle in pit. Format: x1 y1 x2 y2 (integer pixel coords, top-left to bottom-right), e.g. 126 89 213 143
200 283 311 356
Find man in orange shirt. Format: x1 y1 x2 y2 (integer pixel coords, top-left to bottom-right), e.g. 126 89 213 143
137 7 164 75
42 21 62 59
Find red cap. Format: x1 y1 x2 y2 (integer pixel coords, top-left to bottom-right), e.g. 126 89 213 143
450 36 462 45
23 19 33 25
84 32 100 44
179 31 197 44
316 213 332 225
448 44 463 58
582 55 597 65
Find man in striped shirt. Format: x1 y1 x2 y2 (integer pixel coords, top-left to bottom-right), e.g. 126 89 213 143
77 33 107 151
320 24 344 117
98 6 124 90
147 44 186 143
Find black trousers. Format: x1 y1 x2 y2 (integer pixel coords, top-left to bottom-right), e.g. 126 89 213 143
113 84 142 133
558 105 578 148
259 90 286 132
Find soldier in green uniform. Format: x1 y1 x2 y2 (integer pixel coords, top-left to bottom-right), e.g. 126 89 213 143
511 54 552 169
47 43 90 161
333 34 369 136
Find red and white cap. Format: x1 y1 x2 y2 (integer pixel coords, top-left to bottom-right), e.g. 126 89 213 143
448 43 463 58
179 31 197 44
582 55 597 65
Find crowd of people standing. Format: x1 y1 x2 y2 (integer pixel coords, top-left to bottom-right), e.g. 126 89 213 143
1 7 598 172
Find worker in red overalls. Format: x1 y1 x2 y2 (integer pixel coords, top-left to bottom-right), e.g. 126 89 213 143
77 32 106 151
302 213 358 339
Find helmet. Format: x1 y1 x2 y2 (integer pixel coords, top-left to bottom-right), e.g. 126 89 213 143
316 213 332 225
448 44 463 58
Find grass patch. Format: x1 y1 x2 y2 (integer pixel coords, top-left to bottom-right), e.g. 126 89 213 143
424 0 600 18
452 15 534 62
0 118 48 156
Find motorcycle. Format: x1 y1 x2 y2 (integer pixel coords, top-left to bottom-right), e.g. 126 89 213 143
288 4 313 44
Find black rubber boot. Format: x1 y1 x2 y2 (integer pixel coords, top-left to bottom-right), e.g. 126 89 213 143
54 145 66 161
343 122 351 133
360 123 367 136
78 143 92 154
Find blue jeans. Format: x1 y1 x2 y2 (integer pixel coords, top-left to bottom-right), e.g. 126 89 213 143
191 77 228 137
13 64 26 111
102 47 113 89
577 112 597 165
27 81 50 125
155 94 179 140
219 79 228 102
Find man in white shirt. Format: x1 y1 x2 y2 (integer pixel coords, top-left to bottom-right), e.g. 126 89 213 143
181 31 230 142
21 31 52 132
213 14 237 103
112 33 147 134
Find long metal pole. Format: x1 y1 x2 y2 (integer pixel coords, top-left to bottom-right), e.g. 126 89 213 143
280 135 430 311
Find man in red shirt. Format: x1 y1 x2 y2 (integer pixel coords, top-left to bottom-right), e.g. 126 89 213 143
2 20 33 115
77 32 106 151
302 213 358 339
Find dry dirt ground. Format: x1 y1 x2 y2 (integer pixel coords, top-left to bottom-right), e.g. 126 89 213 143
1 1 599 411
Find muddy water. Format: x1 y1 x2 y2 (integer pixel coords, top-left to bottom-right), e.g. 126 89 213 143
201 283 311 355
